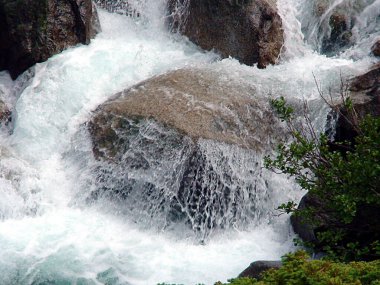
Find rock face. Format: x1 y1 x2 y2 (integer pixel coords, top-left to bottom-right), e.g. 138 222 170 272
88 68 283 237
239 260 282 280
167 0 284 68
0 0 101 79
334 63 380 143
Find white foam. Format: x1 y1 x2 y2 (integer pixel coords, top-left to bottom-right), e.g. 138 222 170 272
0 1 377 284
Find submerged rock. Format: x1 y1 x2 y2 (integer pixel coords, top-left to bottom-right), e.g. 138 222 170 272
322 11 352 54
88 68 283 237
306 0 370 55
94 0 140 17
167 0 284 68
0 0 101 79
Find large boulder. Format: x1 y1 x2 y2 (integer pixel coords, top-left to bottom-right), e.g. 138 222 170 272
167 0 284 68
0 0 101 79
92 68 277 152
87 68 284 236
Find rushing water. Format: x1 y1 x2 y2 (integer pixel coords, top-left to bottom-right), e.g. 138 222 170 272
0 0 378 284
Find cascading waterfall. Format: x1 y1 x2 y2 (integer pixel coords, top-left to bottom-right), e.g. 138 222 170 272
0 0 378 284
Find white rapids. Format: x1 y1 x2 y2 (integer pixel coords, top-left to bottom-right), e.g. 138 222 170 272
0 0 378 284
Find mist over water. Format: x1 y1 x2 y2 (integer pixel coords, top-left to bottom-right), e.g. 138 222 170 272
0 0 378 284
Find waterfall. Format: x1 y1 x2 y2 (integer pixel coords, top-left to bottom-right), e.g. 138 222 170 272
0 0 377 284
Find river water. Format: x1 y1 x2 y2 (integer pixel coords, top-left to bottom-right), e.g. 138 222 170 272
0 0 378 284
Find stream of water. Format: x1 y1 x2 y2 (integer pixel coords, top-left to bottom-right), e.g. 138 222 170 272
0 0 378 284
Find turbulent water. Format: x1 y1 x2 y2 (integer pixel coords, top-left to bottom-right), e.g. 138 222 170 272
0 0 378 284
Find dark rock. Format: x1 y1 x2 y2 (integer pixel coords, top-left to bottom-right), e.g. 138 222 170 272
334 63 380 144
294 67 380 256
0 99 10 126
290 194 317 244
0 0 101 79
291 192 380 259
239 260 282 279
321 12 352 54
290 193 338 244
167 0 284 68
371 40 380 57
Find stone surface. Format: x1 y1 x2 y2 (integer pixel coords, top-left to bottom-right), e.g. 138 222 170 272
334 63 380 143
167 0 284 68
0 99 10 126
322 12 352 54
87 68 284 236
91 68 278 153
291 192 380 259
290 193 329 244
239 260 282 280
0 0 101 79
94 0 139 17
371 39 380 57
311 0 357 55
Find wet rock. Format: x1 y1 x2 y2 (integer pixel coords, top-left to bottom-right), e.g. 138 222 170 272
290 193 328 244
309 0 357 55
291 192 380 259
371 40 380 57
0 0 101 79
94 0 139 17
167 0 284 68
239 260 282 279
334 63 380 143
91 68 278 151
320 11 352 54
0 99 10 126
88 68 283 236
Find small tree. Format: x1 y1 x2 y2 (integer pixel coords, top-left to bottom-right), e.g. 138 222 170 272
264 95 380 261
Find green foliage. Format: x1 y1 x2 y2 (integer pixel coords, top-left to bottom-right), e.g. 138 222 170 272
215 251 380 285
265 97 380 261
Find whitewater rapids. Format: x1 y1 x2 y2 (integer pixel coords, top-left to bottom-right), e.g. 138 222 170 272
0 0 377 284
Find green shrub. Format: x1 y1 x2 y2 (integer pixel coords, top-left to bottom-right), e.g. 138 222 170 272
215 251 380 285
264 96 380 260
